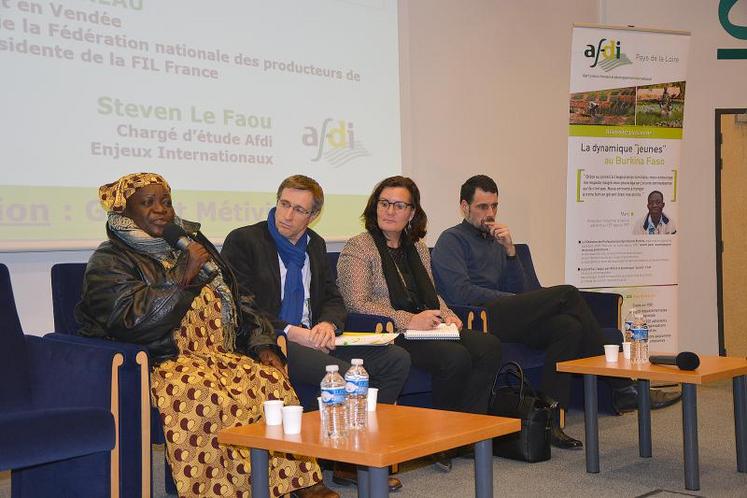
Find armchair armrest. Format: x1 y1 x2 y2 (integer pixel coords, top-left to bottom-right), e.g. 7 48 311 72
449 304 488 333
44 333 152 498
579 290 623 329
21 335 121 494
26 335 123 410
345 312 395 333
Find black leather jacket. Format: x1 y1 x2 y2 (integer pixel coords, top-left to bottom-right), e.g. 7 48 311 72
75 221 281 365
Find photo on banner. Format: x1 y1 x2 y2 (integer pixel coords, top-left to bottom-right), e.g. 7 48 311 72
565 24 690 351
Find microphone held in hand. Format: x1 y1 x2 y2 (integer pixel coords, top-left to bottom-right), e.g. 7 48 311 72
649 352 700 371
162 223 219 279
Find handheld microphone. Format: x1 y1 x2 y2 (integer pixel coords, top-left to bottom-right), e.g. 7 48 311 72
162 223 219 279
649 352 700 371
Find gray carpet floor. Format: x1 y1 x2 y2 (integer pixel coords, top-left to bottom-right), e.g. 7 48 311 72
3 380 746 497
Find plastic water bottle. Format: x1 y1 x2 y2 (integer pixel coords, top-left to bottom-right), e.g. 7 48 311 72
623 308 636 343
630 310 649 364
344 359 369 430
320 365 347 438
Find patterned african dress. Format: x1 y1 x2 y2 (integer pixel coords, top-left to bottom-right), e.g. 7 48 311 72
150 286 322 497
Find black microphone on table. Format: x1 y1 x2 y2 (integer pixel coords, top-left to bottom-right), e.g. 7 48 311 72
649 352 700 371
162 223 219 279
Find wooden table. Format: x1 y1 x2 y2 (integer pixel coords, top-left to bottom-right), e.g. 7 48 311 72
557 354 747 491
218 403 520 498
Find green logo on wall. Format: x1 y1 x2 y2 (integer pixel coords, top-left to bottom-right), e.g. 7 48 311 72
717 0 747 59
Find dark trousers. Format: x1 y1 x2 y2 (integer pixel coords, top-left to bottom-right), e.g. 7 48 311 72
485 285 628 409
287 341 411 408
397 329 502 414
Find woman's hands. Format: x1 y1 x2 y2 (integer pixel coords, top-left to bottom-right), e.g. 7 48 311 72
257 348 286 372
407 309 463 330
444 314 463 330
180 242 210 286
407 309 442 330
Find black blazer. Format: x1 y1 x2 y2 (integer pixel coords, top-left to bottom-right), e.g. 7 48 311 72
220 221 347 331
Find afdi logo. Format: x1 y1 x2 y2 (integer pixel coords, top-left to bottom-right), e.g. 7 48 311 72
302 118 370 167
585 38 632 71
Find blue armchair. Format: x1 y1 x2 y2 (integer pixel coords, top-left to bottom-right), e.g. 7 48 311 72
0 264 119 498
49 262 296 496
50 262 169 496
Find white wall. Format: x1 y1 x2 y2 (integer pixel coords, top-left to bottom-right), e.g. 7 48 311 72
4 1 743 356
403 0 597 274
1 250 93 335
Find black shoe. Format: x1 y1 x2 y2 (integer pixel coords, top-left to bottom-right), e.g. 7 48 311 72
550 425 583 449
332 464 403 492
547 399 583 450
650 388 682 410
612 385 682 415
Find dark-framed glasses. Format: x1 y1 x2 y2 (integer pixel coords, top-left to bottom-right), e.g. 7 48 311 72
377 199 413 212
277 199 313 216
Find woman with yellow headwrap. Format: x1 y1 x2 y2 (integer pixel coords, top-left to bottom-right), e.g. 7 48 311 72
76 172 338 498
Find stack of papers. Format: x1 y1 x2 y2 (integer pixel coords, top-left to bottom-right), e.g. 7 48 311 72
404 322 460 340
334 332 399 346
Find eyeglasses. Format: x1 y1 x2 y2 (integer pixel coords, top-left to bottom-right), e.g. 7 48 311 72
377 199 413 212
277 199 313 216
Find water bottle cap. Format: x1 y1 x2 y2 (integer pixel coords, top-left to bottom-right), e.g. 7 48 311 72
351 359 363 365
325 365 339 372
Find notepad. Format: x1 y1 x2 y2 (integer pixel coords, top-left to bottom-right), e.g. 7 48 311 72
404 322 460 340
334 332 399 346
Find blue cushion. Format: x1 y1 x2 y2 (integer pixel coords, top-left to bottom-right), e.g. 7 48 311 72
51 263 87 335
399 365 431 395
12 452 111 498
0 407 114 470
397 366 433 407
502 342 547 371
0 265 32 410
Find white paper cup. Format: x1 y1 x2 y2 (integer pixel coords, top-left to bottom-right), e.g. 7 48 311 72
367 387 379 412
263 400 284 426
604 344 619 362
282 405 303 435
622 341 632 360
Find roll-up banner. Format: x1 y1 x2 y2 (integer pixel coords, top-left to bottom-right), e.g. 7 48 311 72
566 24 690 350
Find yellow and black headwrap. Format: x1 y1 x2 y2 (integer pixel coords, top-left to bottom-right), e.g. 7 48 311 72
98 172 170 214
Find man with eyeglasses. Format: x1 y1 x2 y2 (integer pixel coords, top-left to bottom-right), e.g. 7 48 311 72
431 175 681 450
634 190 677 235
221 175 409 492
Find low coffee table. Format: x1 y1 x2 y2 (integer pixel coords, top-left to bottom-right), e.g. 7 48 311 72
218 403 520 498
557 354 747 491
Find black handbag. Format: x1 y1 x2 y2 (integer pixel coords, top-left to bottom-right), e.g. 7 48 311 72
488 361 552 463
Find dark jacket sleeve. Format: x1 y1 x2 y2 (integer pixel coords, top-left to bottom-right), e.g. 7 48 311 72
431 231 512 305
220 226 291 332
76 244 204 345
187 231 279 359
498 256 529 294
236 295 285 360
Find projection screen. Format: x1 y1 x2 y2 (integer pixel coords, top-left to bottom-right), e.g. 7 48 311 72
0 0 402 250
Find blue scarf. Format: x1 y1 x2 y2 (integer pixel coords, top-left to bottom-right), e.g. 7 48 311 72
267 207 308 325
